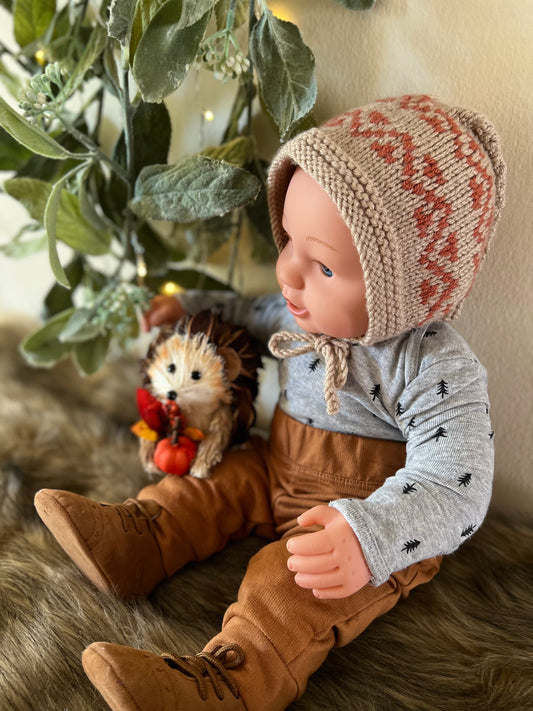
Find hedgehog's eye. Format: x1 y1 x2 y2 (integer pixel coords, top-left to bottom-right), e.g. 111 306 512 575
167 364 176 373
191 370 201 380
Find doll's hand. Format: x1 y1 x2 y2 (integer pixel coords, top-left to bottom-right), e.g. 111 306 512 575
143 295 185 331
286 505 371 599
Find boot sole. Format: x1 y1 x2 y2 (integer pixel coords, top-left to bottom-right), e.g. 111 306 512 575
34 490 115 594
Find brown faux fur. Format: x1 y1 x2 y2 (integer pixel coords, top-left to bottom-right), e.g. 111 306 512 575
0 316 532 711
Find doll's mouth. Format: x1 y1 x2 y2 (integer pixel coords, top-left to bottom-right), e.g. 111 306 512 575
285 298 308 318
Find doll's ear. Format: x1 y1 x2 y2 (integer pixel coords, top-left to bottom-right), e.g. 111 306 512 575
217 347 241 382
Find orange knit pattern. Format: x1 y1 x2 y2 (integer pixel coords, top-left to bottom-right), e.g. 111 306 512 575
268 95 506 345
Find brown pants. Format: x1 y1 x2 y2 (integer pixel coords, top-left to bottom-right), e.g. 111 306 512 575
139 408 441 711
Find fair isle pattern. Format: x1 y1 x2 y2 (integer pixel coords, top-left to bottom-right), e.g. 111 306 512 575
324 96 496 324
267 95 506 345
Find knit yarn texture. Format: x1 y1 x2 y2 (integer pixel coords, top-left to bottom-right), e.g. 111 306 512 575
267 94 506 345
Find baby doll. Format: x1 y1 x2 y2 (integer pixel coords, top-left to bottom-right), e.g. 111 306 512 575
34 95 505 711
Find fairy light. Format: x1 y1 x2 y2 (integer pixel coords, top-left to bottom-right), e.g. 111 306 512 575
34 49 46 66
136 253 147 280
203 109 215 122
160 281 184 296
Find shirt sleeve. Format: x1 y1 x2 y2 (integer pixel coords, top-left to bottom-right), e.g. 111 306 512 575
330 355 494 586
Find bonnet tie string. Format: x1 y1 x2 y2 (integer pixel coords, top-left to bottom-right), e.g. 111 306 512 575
268 331 352 416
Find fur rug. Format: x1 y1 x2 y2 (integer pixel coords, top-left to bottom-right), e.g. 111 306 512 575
1 316 532 711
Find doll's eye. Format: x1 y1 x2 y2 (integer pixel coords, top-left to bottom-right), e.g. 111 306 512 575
167 364 176 373
191 370 201 380
320 263 333 277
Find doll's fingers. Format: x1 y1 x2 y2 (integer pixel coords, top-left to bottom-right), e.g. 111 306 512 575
286 529 333 556
297 505 336 528
287 552 336 575
293 569 344 591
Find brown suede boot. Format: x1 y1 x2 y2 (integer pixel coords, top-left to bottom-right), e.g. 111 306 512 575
82 642 247 711
34 489 167 597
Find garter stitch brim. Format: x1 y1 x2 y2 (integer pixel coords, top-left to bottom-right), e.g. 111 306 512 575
267 95 506 345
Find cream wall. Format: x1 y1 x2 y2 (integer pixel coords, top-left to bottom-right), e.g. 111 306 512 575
1 1 532 517
281 0 533 518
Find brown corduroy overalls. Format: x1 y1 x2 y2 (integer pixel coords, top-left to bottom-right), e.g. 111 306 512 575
138 407 442 711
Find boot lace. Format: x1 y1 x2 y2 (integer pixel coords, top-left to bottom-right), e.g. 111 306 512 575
102 499 158 536
161 643 244 701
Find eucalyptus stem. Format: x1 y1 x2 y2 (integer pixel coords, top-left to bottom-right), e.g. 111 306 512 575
59 116 129 184
246 0 258 135
227 210 243 287
122 68 136 189
224 0 238 55
120 63 146 283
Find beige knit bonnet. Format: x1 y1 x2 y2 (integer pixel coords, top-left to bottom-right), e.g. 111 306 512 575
267 94 506 346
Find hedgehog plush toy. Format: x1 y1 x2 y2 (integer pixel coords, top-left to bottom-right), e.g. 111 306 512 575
131 311 262 479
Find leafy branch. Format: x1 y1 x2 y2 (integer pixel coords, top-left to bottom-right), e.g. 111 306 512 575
0 0 375 375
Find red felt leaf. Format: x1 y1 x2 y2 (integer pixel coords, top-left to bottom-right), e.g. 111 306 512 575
136 388 167 435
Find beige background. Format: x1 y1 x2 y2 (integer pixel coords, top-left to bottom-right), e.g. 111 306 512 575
0 0 532 517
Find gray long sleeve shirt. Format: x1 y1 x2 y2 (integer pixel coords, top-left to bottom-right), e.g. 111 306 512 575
181 291 494 586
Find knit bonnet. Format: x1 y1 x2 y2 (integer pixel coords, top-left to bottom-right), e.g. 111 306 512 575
267 94 506 345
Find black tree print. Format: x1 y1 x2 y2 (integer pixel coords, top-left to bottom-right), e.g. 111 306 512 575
437 380 449 399
403 483 417 494
461 524 477 538
309 357 320 372
401 539 421 554
432 426 447 441
424 330 437 338
370 384 381 401
407 416 417 431
458 472 472 487
396 402 405 416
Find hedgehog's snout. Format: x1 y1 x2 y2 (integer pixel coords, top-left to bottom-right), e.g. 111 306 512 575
167 390 178 401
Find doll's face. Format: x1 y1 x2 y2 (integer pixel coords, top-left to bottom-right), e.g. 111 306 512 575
276 168 368 339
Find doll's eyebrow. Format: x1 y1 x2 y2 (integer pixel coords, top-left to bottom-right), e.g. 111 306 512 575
306 236 337 251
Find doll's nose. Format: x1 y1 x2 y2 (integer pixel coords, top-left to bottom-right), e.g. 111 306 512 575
277 252 304 290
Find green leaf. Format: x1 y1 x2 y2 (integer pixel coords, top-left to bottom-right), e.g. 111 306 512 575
0 125 32 169
333 0 375 8
4 177 113 257
44 170 74 287
77 165 113 233
129 0 168 59
13 0 55 48
43 257 84 318
202 137 253 168
107 0 137 44
20 308 74 368
72 333 111 375
58 24 108 101
250 9 317 140
0 95 84 160
0 223 47 258
179 0 217 28
132 2 210 103
130 155 261 222
215 0 248 31
60 308 103 343
113 100 171 179
0 58 23 97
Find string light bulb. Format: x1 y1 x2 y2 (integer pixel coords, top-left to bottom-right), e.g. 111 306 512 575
160 281 184 296
34 49 46 66
136 253 147 281
203 109 215 122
